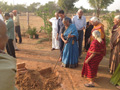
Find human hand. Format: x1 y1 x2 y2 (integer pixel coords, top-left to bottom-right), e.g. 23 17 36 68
56 36 58 40
82 27 85 30
85 60 89 64
64 40 68 44
68 34 71 39
88 38 90 43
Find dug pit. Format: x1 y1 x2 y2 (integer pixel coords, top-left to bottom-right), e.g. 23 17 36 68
16 67 61 90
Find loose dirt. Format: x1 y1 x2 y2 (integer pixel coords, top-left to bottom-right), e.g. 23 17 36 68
16 67 61 90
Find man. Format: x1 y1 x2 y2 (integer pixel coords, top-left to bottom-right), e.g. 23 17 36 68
49 12 59 50
72 9 86 58
0 9 4 21
109 15 120 74
0 19 17 90
9 12 19 51
57 10 72 61
12 10 22 43
4 13 16 58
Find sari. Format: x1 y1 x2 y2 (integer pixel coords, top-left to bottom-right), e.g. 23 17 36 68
109 25 120 74
110 64 120 86
82 39 105 78
85 22 93 51
62 24 79 68
90 23 106 55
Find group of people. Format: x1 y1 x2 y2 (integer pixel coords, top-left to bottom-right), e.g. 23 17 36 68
50 9 120 88
0 9 23 90
0 9 22 58
0 7 120 89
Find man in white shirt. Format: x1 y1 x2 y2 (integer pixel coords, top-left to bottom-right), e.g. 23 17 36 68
72 9 86 58
0 9 4 21
49 12 59 50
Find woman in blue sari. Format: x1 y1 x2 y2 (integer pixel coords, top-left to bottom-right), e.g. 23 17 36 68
61 17 79 68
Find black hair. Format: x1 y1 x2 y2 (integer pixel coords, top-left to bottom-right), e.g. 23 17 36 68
58 10 64 14
4 13 10 17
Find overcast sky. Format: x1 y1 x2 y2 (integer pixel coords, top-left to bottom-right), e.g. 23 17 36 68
1 0 120 11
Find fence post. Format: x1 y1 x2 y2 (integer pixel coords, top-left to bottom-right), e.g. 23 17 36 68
27 12 29 29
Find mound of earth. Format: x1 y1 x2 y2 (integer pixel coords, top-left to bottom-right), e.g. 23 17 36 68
16 68 61 90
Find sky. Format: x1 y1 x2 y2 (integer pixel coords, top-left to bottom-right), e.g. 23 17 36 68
1 0 120 11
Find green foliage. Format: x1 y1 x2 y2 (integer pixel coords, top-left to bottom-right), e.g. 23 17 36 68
88 0 114 17
37 1 58 41
27 2 41 12
58 0 79 13
37 38 49 44
102 12 115 46
26 27 37 36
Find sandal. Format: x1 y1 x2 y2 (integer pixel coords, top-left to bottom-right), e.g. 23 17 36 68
84 83 95 87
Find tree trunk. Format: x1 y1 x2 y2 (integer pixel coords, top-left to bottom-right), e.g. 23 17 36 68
97 9 100 18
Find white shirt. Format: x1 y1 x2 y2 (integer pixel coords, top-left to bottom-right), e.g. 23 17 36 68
72 15 86 30
49 17 58 34
0 14 4 21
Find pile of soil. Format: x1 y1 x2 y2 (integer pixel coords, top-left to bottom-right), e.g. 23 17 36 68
16 68 61 90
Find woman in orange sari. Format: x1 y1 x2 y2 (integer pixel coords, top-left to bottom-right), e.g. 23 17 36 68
82 30 106 87
90 17 106 55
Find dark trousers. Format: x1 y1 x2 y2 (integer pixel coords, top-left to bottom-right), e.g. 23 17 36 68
84 38 90 51
15 25 22 43
78 30 83 57
59 38 64 58
6 39 16 58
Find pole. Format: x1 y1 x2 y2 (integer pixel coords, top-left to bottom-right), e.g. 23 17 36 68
27 12 29 29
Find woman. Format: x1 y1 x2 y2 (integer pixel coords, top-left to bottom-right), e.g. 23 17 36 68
84 21 93 51
110 63 120 89
61 17 79 68
90 17 106 56
109 15 120 74
82 30 106 87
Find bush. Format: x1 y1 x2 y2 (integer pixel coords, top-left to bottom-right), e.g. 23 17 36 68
26 27 37 36
102 12 115 46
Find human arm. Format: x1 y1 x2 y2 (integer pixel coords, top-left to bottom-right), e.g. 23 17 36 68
6 20 14 31
57 20 60 40
49 18 52 26
0 57 17 90
72 16 75 24
81 16 86 30
61 33 67 44
85 53 96 63
68 34 75 38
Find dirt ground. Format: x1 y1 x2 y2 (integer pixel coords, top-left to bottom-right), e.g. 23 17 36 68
15 15 118 90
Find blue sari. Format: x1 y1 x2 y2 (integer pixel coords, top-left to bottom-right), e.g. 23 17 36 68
62 24 79 68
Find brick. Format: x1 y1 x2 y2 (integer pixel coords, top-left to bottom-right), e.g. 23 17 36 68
17 62 26 69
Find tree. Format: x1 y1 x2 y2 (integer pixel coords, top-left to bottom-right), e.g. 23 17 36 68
38 1 60 14
27 2 41 12
88 0 114 17
58 0 79 13
102 12 115 46
116 9 120 13
14 4 27 12
37 1 58 41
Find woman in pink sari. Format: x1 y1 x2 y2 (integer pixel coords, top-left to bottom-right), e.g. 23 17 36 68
82 30 106 87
